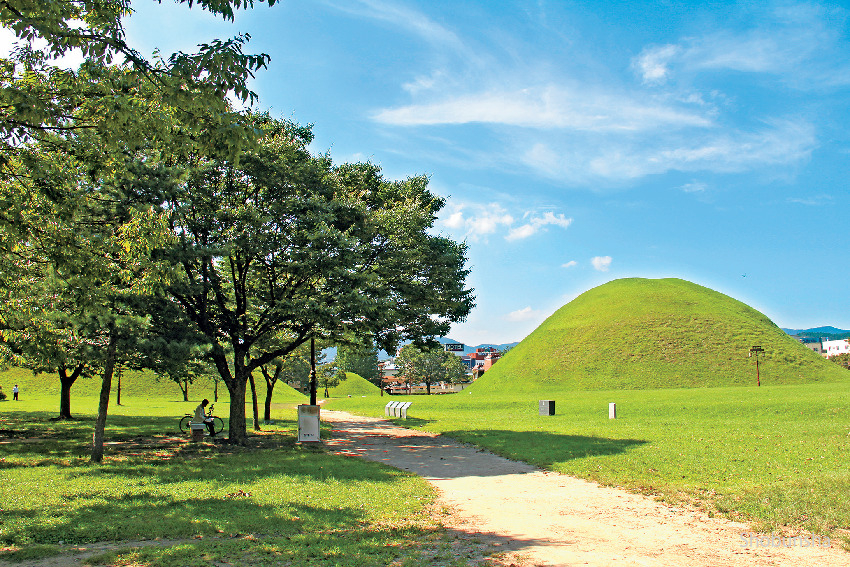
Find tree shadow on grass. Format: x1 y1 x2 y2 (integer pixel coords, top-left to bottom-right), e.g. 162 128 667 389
440 429 648 469
1 492 561 567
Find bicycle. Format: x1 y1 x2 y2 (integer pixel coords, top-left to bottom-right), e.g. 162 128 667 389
179 403 225 435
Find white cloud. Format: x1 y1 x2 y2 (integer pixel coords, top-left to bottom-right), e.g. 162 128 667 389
592 256 612 272
634 44 680 84
562 260 578 268
506 211 573 241
437 203 514 242
506 306 541 322
438 201 572 242
366 1 836 186
680 182 707 193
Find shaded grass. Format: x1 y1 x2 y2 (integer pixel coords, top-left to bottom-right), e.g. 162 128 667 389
327 382 850 542
0 406 493 566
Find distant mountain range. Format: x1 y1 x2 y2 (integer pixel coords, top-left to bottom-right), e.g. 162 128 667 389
782 326 850 340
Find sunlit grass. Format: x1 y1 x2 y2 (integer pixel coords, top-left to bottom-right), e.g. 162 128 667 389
326 382 850 542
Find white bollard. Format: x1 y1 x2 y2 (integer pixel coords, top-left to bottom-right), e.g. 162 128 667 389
609 402 617 419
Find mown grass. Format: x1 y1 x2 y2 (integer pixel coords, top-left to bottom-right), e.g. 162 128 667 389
0 402 495 567
326 382 850 545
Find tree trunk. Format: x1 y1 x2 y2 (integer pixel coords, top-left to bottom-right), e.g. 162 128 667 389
264 379 275 422
214 379 219 402
248 372 260 431
426 380 431 395
91 325 117 463
179 379 189 402
57 364 83 420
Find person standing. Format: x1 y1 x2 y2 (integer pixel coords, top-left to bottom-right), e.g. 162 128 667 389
12 384 18 401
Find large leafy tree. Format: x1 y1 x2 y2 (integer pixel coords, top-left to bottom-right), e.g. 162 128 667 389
395 344 468 395
162 113 474 443
0 1 278 459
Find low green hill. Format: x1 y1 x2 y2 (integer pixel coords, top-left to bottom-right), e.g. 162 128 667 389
325 372 381 398
476 278 849 392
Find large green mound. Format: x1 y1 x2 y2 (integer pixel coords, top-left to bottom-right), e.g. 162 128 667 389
477 278 849 391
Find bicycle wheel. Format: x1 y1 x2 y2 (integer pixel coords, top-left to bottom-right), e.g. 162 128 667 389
179 415 192 434
212 416 225 435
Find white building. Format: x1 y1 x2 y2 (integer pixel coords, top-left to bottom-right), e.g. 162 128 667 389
821 339 850 358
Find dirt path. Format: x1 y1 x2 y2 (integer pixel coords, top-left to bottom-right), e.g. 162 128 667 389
322 409 848 567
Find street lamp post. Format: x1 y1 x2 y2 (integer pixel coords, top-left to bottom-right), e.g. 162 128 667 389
749 345 765 387
309 336 317 406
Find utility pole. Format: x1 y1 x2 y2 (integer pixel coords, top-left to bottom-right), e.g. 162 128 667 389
749 345 765 387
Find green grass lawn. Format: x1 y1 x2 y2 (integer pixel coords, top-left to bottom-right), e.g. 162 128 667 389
0 380 493 566
325 382 850 544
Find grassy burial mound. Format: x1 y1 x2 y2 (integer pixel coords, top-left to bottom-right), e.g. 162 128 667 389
478 278 849 391
325 371 382 398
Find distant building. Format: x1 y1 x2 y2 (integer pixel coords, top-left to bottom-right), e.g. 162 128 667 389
797 337 825 355
822 339 850 358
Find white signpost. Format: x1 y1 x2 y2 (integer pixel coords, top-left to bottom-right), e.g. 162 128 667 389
297 404 321 442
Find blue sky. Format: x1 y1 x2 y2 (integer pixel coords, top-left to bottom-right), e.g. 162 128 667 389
126 2 849 343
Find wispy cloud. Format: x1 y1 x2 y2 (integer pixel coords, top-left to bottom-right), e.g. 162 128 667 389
562 260 578 268
517 117 816 183
680 181 708 193
373 85 711 131
592 256 612 272
787 194 833 206
632 4 850 89
324 0 467 54
363 1 837 186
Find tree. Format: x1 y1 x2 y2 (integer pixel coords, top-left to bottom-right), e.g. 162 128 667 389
0 0 281 459
334 343 380 386
160 113 474 443
0 111 172 463
318 362 346 399
828 352 850 370
0 267 99 419
259 346 310 421
395 344 468 395
0 0 274 148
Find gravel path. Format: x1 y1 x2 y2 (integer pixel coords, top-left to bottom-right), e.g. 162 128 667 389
322 409 848 567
